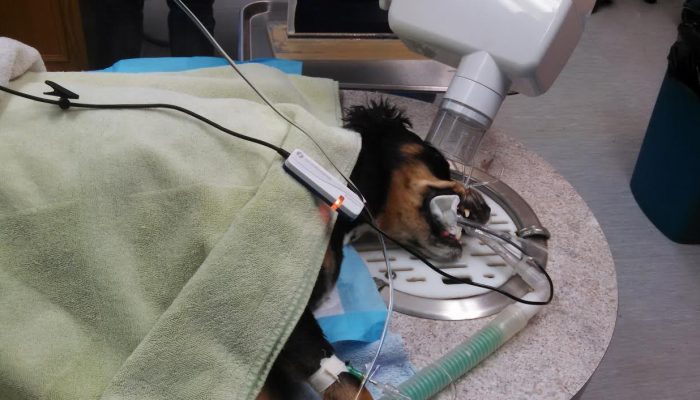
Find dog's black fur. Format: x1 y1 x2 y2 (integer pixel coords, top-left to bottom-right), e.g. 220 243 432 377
261 100 490 400
342 102 452 212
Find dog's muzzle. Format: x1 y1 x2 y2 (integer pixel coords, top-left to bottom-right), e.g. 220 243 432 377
429 194 463 241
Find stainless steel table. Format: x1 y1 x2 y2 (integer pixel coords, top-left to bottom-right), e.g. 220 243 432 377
238 1 456 93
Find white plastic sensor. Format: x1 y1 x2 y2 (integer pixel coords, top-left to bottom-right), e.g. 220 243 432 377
385 0 594 97
284 149 364 220
384 0 595 164
308 355 349 393
429 194 463 240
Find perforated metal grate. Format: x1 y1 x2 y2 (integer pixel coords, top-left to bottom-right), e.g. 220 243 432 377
360 190 520 300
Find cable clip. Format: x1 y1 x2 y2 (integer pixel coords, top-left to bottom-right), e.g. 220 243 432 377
43 80 79 110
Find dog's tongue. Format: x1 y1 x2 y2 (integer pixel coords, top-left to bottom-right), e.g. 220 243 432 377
429 195 462 240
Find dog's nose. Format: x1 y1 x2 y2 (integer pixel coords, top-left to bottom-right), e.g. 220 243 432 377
462 190 491 225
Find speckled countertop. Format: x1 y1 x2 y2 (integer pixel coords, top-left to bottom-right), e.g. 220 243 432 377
341 91 618 400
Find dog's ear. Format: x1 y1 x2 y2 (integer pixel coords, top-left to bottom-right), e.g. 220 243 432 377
343 99 412 135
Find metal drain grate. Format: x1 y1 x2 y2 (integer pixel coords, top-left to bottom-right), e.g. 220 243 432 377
353 168 549 320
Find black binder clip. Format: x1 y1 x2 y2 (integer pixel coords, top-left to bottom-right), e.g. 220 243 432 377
43 80 79 110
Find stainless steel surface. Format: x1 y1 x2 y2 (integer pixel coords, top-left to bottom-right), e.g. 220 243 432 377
303 60 454 92
357 168 548 320
288 32 398 39
237 1 455 92
237 1 275 60
286 0 297 34
285 0 395 38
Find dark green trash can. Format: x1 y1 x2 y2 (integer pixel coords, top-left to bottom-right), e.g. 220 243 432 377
631 76 700 244
630 0 700 244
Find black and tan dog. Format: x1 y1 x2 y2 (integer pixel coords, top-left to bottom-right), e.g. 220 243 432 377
259 100 490 400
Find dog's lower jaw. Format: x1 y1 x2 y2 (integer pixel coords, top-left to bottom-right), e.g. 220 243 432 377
418 239 463 262
381 230 463 263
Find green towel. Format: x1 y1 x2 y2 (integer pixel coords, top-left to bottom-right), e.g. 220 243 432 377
0 65 360 399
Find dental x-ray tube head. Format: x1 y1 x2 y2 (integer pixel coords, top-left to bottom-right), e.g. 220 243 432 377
381 0 595 164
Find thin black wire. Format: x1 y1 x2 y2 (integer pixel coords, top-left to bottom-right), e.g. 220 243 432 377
0 84 290 158
362 213 554 306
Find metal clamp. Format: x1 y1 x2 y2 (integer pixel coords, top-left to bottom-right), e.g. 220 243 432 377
516 225 551 240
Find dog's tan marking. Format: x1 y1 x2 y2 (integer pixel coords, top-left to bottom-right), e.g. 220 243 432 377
378 163 431 241
322 247 337 275
378 161 465 237
323 374 374 400
319 247 339 292
373 157 472 261
255 388 273 400
400 142 424 157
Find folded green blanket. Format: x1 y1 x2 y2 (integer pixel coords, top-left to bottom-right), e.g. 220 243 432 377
0 65 360 399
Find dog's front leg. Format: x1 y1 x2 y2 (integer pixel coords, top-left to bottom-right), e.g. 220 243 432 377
260 307 373 400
